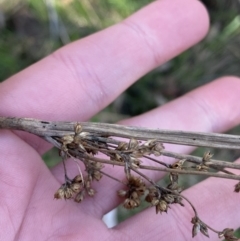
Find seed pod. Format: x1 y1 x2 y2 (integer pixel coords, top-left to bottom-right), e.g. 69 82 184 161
203 151 213 162
73 175 83 183
151 198 159 206
234 181 240 192
93 171 102 181
156 200 168 214
87 188 96 197
74 123 82 134
128 138 139 150
117 142 128 151
64 187 74 199
54 187 65 199
163 194 175 204
70 183 82 193
117 190 127 197
200 224 209 238
62 135 74 143
192 222 200 238
75 191 85 203
131 191 139 200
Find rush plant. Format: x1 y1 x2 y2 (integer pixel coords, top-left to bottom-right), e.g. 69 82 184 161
0 117 239 240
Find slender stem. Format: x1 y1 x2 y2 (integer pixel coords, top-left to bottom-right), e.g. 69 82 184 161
139 164 240 180
161 150 240 170
1 117 240 149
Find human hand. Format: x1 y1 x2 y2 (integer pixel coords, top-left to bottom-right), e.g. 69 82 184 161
1 0 240 240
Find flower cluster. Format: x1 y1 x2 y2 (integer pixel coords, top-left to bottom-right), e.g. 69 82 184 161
52 124 240 241
54 161 103 203
118 175 146 209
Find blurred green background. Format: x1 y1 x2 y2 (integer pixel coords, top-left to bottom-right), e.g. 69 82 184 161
0 0 240 236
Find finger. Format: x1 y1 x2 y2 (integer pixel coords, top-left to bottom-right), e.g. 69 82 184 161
0 130 50 238
0 0 209 154
0 131 109 240
114 159 240 241
52 76 240 218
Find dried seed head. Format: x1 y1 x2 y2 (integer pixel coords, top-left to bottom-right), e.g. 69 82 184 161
64 187 74 199
75 190 85 203
234 182 240 192
200 224 209 238
202 151 213 163
171 159 185 169
167 182 180 191
163 194 175 204
192 222 200 238
70 183 82 193
130 156 141 168
117 142 128 151
87 188 96 197
123 198 138 209
74 123 82 134
156 200 168 214
145 187 160 203
219 228 238 241
174 196 184 206
128 138 139 150
151 198 160 206
54 187 66 199
136 186 146 196
131 191 139 200
118 190 128 197
128 176 145 188
62 135 74 144
73 175 83 183
93 171 102 181
54 185 74 200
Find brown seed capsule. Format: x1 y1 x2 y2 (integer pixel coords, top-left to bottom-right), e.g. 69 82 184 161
156 200 168 214
221 228 238 241
73 175 83 183
203 151 213 162
64 187 74 199
192 222 200 238
234 182 240 192
200 224 209 238
87 188 96 197
117 142 128 151
93 171 102 181
163 194 175 204
136 186 146 196
151 198 160 206
117 190 127 197
128 138 139 150
123 198 132 209
75 191 85 203
54 187 65 199
70 183 82 193
62 135 74 144
123 198 138 209
131 191 139 200
74 123 82 134
54 185 73 200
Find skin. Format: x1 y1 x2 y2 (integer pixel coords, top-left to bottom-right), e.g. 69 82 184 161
0 0 240 240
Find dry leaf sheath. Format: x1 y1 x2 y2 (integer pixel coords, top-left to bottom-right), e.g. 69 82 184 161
0 117 240 240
